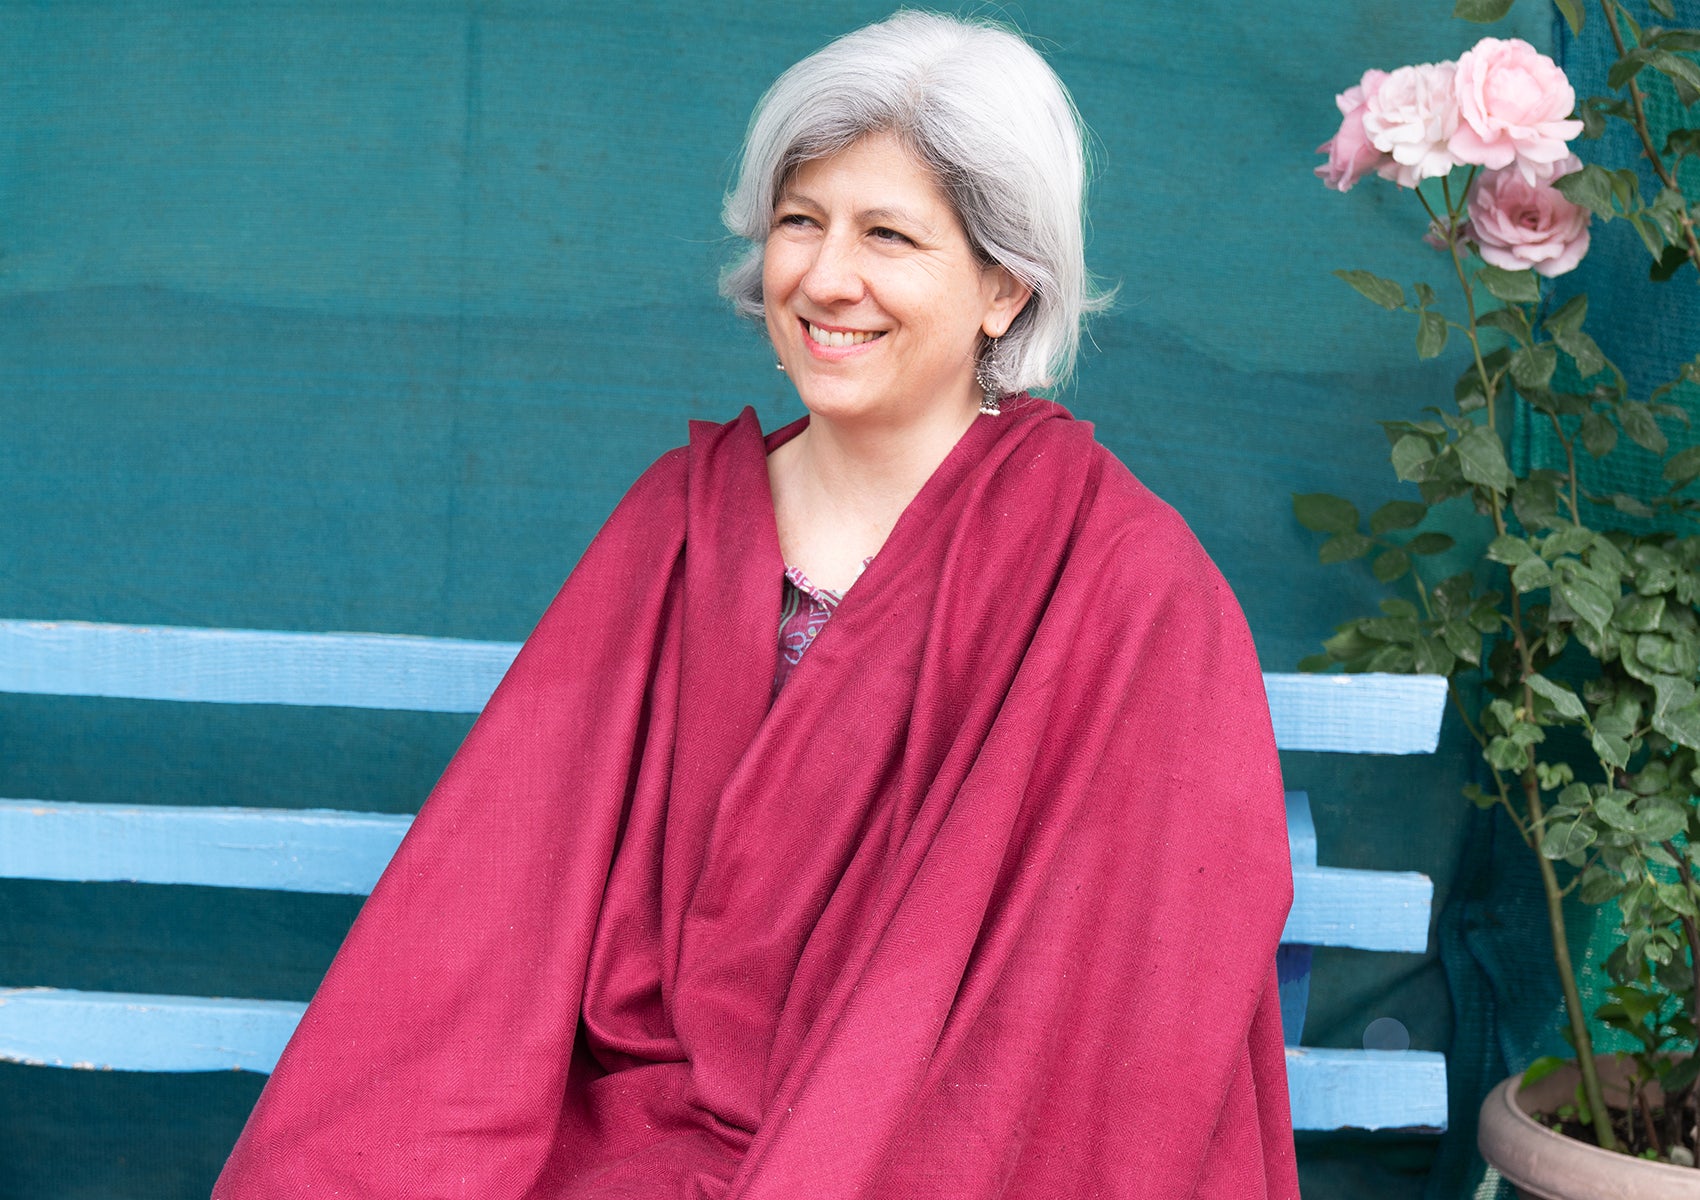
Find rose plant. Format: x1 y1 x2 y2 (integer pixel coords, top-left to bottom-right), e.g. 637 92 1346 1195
1300 0 1700 1170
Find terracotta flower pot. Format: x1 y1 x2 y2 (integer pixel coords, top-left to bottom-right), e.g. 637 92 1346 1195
1478 1057 1700 1199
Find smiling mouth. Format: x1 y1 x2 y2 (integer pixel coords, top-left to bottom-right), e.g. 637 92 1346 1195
805 321 885 349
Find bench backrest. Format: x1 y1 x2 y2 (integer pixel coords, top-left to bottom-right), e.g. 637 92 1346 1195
0 617 1449 1131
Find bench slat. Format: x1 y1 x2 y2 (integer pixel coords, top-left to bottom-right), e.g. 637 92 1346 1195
0 987 1445 1132
1284 865 1432 953
0 799 411 895
1264 672 1448 754
0 621 1447 753
1286 1046 1449 1131
0 619 518 713
0 988 304 1073
0 800 1434 953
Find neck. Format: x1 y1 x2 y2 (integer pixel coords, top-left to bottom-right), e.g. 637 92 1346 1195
767 394 981 590
795 396 978 515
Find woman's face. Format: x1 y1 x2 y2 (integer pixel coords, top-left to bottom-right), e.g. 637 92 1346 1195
763 132 1030 430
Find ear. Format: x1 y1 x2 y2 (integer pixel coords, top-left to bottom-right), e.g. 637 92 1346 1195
980 266 1033 339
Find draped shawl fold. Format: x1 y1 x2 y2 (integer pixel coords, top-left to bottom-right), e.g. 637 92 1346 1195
215 400 1298 1199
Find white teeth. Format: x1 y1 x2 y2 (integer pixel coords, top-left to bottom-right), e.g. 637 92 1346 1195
808 322 881 348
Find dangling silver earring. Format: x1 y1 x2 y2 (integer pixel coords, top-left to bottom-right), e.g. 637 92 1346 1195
776 361 786 372
976 337 1002 417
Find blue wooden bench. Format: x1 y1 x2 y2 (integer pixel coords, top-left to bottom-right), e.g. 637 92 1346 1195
0 618 1448 1131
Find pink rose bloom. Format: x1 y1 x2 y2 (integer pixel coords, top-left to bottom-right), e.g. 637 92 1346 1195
1316 69 1393 192
1466 157 1590 276
1451 37 1584 184
1364 61 1462 187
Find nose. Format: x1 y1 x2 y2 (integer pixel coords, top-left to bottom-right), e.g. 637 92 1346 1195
798 231 865 307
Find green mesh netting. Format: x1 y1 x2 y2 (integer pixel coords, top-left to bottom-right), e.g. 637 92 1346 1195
0 3 1562 1195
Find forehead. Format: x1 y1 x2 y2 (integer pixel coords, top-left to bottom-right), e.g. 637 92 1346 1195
781 132 956 219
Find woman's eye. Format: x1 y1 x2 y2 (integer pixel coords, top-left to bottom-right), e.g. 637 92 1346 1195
775 213 816 230
870 227 912 245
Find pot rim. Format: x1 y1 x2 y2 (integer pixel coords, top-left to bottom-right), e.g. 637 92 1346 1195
1484 1065 1700 1185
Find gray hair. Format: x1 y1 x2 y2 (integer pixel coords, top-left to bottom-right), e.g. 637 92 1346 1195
720 10 1112 396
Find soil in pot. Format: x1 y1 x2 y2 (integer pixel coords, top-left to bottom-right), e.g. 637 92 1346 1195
1479 1055 1700 1200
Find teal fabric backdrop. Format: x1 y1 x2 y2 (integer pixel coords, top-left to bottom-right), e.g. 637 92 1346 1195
0 2 1560 1196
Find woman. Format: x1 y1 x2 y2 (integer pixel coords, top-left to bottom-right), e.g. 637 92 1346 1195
216 12 1297 1198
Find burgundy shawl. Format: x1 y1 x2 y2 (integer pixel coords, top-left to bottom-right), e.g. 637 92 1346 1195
215 400 1298 1199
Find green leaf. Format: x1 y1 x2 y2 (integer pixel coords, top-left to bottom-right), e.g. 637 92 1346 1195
1478 306 1533 345
1487 735 1530 772
1547 525 1593 558
1407 532 1454 555
1619 400 1669 455
1613 168 1641 210
1369 500 1427 534
1417 310 1448 359
1488 535 1536 565
1414 282 1438 307
1478 264 1542 304
1512 556 1555 592
1580 867 1625 905
1441 618 1482 665
1552 0 1584 34
1453 0 1514 19
1634 802 1688 842
1380 597 1418 619
1662 1056 1700 1095
1391 435 1435 482
1581 411 1618 458
1412 635 1457 676
1319 532 1375 563
1543 294 1588 336
1592 730 1632 769
1649 0 1676 18
1555 164 1617 220
1663 445 1700 487
1541 816 1597 859
1514 476 1562 529
1373 548 1411 582
1521 1056 1572 1090
1650 244 1691 282
1610 492 1655 519
1628 212 1667 257
1528 673 1587 719
1650 50 1700 96
1456 427 1517 491
1616 593 1666 633
1595 790 1638 831
1651 673 1695 713
1335 269 1404 310
1665 127 1700 159
1556 575 1615 632
1293 493 1359 534
1652 675 1700 749
1510 343 1559 390
1298 653 1333 672
1555 330 1607 379
1609 47 1654 91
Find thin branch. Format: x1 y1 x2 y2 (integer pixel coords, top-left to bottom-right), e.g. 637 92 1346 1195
1598 0 1700 276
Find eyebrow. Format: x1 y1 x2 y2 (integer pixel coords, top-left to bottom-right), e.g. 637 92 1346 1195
777 192 937 238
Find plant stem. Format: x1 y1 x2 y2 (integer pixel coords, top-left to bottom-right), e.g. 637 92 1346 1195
1666 842 1700 1083
1447 245 1499 436
1445 684 1534 842
1640 1084 1665 1155
1545 411 1583 526
1524 770 1619 1150
1597 0 1700 277
1445 234 1616 1145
